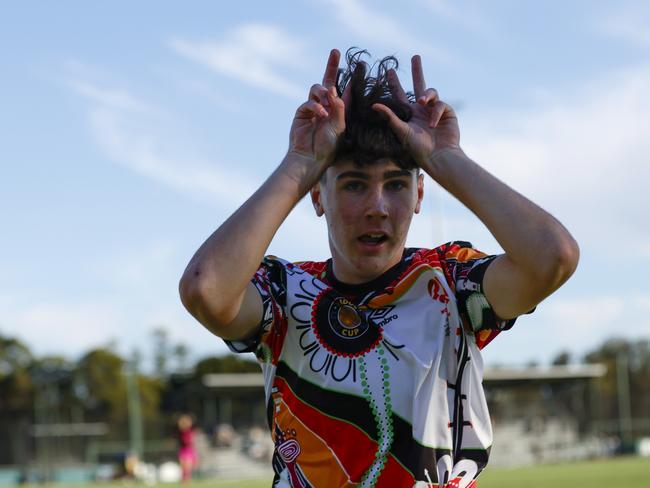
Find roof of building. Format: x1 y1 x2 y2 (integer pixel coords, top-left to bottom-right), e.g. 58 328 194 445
484 364 607 381
202 364 607 388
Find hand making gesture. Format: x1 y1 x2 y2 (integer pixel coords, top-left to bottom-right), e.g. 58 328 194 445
372 55 460 171
286 49 346 192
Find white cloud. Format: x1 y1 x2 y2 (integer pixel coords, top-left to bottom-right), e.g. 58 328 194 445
8 301 124 357
417 0 493 36
64 78 152 112
460 64 650 256
88 105 254 204
0 290 232 362
482 291 650 366
0 235 232 360
92 240 179 291
419 61 650 363
545 297 625 332
64 72 256 206
169 24 308 100
596 2 650 49
318 0 453 63
541 293 650 349
172 75 243 113
64 64 331 263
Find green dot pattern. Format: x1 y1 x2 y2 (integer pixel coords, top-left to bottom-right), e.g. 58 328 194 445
358 344 394 487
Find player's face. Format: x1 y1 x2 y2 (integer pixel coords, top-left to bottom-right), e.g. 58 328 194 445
311 158 424 284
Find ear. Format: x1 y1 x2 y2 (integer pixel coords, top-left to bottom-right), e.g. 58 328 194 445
414 173 424 214
310 183 324 217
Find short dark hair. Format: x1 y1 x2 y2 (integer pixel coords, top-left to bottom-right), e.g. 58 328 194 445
334 48 417 170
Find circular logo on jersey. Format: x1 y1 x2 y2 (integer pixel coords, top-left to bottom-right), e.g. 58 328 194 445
336 304 362 336
311 289 382 357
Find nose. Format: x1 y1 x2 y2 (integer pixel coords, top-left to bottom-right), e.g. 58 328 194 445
364 186 388 219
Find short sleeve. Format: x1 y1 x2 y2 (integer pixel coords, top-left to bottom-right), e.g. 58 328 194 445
224 256 287 356
437 241 523 349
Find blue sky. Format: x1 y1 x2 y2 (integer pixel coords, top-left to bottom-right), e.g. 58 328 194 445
1 0 649 368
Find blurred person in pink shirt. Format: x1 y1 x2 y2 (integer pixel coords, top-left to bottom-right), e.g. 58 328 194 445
176 414 198 482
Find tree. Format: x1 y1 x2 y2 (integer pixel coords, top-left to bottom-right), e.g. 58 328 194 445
172 343 190 373
31 355 78 421
551 351 572 366
194 354 260 376
152 327 169 377
584 338 650 440
0 335 34 465
0 336 34 413
75 348 164 441
76 348 128 434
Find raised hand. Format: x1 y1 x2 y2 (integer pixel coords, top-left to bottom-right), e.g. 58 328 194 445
286 49 346 190
372 55 460 171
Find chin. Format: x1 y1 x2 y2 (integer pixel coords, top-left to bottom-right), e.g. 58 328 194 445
353 254 393 277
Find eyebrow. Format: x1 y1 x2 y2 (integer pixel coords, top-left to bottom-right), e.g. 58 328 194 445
336 169 412 181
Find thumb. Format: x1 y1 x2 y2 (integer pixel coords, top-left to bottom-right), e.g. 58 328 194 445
372 103 409 142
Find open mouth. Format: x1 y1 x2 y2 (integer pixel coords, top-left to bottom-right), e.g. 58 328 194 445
358 233 388 245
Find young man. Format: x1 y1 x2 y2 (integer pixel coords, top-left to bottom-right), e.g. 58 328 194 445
180 49 579 487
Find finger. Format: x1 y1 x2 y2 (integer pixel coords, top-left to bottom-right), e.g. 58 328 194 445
411 55 426 100
387 69 409 103
418 87 439 106
326 86 346 129
296 100 329 119
322 49 341 88
309 83 330 106
372 103 410 143
429 100 450 128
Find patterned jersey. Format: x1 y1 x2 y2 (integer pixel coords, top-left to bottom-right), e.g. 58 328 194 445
226 242 520 488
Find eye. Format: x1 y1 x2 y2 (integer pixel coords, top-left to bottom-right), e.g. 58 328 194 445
386 180 407 191
343 181 364 191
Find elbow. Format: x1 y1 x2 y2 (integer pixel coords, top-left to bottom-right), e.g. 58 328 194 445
178 268 235 334
556 234 580 282
540 235 580 291
179 265 203 314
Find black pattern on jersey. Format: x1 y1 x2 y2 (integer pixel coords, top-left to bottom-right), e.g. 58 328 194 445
311 288 383 358
274 361 378 441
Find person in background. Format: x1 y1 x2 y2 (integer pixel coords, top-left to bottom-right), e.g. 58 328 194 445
176 414 198 482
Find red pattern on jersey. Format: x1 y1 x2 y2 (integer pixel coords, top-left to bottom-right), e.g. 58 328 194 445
296 260 328 278
274 376 415 485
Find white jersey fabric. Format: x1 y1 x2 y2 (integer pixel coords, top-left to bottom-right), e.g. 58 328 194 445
227 242 521 487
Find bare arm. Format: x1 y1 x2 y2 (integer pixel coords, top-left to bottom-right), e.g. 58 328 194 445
427 147 579 319
180 159 311 340
179 49 346 339
373 55 579 319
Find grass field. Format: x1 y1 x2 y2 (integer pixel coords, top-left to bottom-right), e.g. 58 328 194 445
49 456 648 487
477 456 648 488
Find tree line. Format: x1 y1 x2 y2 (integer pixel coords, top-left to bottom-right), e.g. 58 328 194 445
0 327 258 466
0 327 648 465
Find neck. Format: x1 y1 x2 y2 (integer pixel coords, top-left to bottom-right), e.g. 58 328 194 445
330 250 405 285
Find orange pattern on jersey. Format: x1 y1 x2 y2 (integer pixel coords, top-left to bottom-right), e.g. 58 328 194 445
367 264 433 307
475 329 500 350
273 376 416 485
274 377 376 481
446 246 488 263
273 397 355 487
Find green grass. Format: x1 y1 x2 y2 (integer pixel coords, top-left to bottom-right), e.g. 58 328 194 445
41 456 649 487
477 456 648 488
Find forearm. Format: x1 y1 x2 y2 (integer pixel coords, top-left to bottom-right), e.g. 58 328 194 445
180 154 310 323
426 147 579 282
